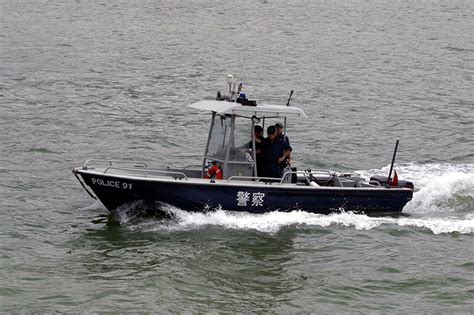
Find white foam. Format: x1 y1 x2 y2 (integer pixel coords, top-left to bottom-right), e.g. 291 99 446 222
396 216 474 235
113 200 146 224
127 207 474 235
357 162 474 214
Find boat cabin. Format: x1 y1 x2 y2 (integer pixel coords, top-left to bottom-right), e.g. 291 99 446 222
188 99 307 180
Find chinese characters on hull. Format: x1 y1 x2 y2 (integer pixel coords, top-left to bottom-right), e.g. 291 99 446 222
236 191 265 207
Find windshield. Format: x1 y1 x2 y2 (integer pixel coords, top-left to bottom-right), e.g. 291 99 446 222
205 114 253 163
206 114 230 161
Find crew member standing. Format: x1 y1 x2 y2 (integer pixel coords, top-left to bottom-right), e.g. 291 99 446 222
275 122 292 167
262 125 291 178
253 125 265 177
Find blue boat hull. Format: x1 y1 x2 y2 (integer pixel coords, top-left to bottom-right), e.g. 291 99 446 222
74 170 413 215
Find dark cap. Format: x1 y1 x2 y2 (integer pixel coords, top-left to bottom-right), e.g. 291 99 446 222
267 125 276 135
275 122 284 129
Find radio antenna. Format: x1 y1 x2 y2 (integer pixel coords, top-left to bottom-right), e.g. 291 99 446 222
239 57 246 84
286 90 294 106
387 140 399 187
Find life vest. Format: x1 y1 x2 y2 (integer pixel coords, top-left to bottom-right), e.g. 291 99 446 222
204 164 223 180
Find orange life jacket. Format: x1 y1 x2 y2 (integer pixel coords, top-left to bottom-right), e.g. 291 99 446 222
204 164 223 180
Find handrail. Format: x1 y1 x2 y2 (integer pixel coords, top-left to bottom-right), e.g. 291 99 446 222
226 170 337 184
203 156 254 166
83 159 148 168
83 159 200 172
226 175 258 182
226 175 284 183
280 170 335 183
103 167 189 180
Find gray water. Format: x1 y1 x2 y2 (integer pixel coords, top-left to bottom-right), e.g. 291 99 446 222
1 0 473 313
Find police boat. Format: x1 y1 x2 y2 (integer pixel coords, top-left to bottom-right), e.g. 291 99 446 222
73 76 414 216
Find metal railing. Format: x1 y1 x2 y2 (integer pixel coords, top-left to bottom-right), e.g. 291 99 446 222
83 159 148 168
226 175 281 183
203 156 254 166
81 159 199 181
281 169 335 183
226 170 335 184
102 166 189 180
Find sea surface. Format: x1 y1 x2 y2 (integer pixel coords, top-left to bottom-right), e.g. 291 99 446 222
1 0 473 312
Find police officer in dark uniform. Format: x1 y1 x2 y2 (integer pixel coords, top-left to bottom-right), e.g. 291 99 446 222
275 122 290 146
275 122 292 166
262 125 291 178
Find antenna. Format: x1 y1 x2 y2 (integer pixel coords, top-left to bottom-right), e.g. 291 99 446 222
239 57 246 85
286 90 294 106
387 140 399 187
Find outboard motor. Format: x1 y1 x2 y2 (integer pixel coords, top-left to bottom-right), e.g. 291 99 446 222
370 175 414 190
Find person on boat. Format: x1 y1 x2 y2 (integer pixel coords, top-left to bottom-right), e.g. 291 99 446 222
275 122 290 146
240 125 264 176
275 122 292 167
262 125 291 178
253 125 264 176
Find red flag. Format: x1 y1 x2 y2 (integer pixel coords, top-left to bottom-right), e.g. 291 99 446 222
391 170 399 187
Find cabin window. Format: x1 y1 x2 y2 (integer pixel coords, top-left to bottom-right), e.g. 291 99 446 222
232 118 254 163
205 114 252 163
206 114 231 161
204 114 255 179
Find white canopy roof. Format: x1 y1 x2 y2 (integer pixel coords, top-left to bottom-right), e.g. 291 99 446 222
188 100 308 118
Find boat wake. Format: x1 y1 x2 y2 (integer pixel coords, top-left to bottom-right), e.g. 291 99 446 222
120 208 473 235
357 162 473 214
110 162 473 235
